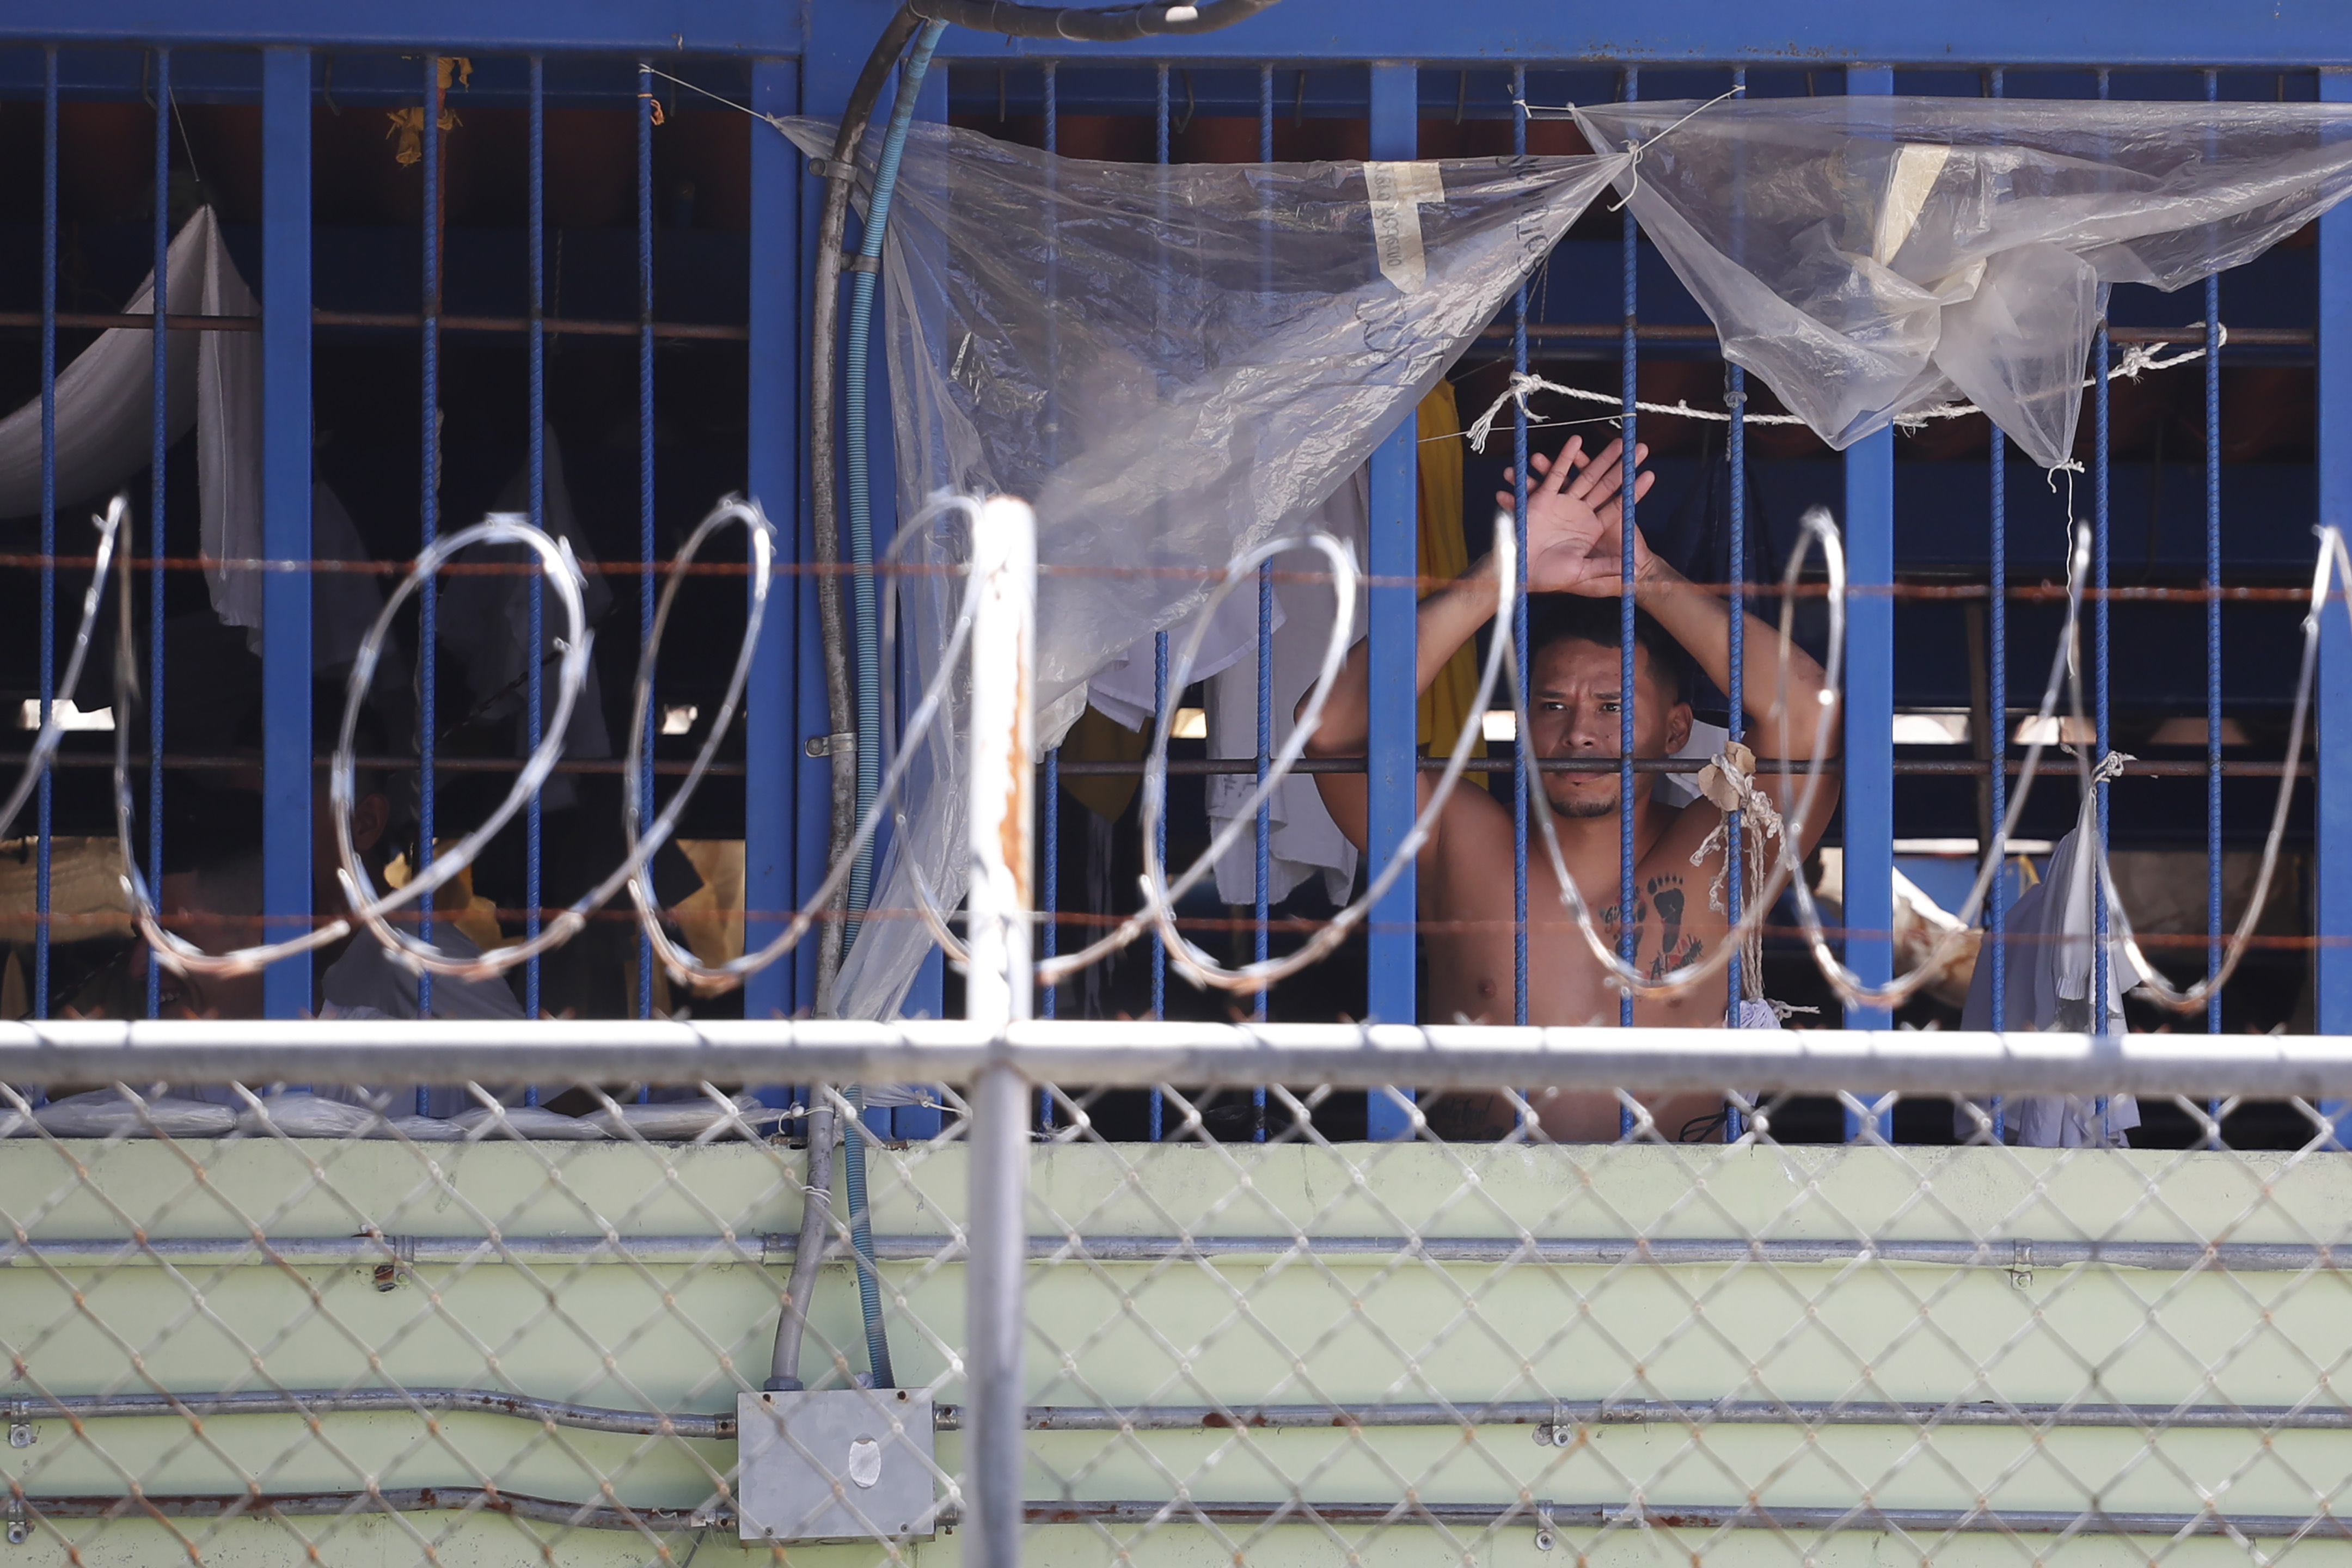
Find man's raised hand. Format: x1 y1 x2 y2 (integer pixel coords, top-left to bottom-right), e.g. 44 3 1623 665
1495 434 1656 596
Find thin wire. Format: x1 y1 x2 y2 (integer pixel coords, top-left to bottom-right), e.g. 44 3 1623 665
146 48 169 1022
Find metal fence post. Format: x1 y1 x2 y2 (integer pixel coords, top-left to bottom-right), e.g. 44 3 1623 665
965 494 1036 1568
2317 70 2352 1136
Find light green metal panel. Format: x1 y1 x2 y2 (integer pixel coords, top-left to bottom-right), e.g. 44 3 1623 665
8 1141 2352 1563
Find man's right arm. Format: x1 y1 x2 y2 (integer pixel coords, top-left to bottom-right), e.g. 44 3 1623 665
1301 558 1502 852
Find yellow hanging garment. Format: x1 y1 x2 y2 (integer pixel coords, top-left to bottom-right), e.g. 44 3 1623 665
1416 381 1488 787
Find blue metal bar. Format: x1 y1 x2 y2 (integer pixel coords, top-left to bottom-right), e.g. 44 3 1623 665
146 47 169 1021
35 47 56 1022
418 52 440 1056
638 63 657 1027
1722 68 1746 1142
2093 68 2112 1142
1510 65 1529 1051
522 54 546 1106
22 0 2352 68
1150 61 1167 1057
1987 65 2006 1146
1616 63 1638 1140
526 55 546 1039
1840 64 1896 1140
1364 62 1420 1142
1253 61 1273 1138
1048 59 1068 1131
260 46 312 1020
744 59 800 1033
2318 70 2352 1115
2205 72 2226 1124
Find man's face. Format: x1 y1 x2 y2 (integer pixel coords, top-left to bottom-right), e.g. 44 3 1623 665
1525 636 1692 819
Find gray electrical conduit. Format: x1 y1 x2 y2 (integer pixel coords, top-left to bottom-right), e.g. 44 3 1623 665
12 1493 2351 1539
18 1388 2352 1438
8 1234 2347 1271
766 1093 834 1391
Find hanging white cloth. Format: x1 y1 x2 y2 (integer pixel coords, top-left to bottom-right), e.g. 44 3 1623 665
1957 782 2149 1146
0 209 263 634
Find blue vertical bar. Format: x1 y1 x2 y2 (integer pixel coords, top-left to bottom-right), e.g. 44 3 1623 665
1722 70 1747 1141
147 48 170 1021
2204 73 2226 1097
261 48 313 1019
418 54 441 1052
1841 66 1896 1141
1148 63 1168 1054
526 57 546 1037
35 50 57 1020
2092 69 2112 1142
2316 71 2352 1097
746 57 801 1027
1365 63 1418 1141
1986 67 2007 1144
1253 63 1273 1140
1618 66 1639 1082
1510 65 1530 1045
638 65 658 1026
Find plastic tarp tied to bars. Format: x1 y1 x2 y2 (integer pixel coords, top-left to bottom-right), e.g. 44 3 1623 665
1564 99 2352 470
778 117 1623 1019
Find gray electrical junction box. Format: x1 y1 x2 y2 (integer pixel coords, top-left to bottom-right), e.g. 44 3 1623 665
736 1388 940 1543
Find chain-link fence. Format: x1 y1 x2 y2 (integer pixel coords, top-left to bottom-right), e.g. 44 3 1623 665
9 1027 2352 1566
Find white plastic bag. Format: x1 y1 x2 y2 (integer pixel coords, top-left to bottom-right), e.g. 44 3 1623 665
1569 98 2352 469
778 117 1625 1019
35 1090 237 1139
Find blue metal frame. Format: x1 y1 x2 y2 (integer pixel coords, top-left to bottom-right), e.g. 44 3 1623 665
20 1 2352 63
2317 71 2352 1071
1363 63 1419 1138
259 47 311 1019
3 1 2348 1146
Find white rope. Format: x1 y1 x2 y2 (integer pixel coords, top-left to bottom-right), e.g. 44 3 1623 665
1462 325 2230 457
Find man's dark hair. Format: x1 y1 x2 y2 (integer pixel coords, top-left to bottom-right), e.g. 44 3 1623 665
1525 594 1687 705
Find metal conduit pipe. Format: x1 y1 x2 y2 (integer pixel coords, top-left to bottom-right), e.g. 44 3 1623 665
16 1494 2352 1541
766 1092 835 1392
807 4 920 1012
5 1389 732 1439
21 1392 2352 1438
9 1235 2351 1273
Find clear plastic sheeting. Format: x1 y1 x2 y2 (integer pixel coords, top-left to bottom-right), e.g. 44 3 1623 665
1566 99 2352 470
777 117 1623 1020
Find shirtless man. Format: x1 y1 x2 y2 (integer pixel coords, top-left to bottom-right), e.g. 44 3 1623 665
1302 434 1840 1140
